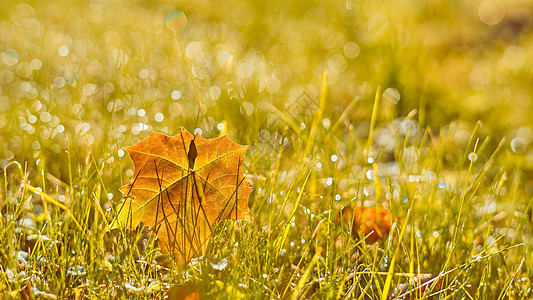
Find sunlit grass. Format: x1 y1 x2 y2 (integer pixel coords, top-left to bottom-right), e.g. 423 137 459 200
1 0 533 298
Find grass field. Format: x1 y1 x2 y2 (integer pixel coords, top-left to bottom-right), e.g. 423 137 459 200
1 0 533 298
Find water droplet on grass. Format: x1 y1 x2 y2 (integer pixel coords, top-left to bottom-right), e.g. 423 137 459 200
438 182 446 188
468 152 478 162
322 118 330 129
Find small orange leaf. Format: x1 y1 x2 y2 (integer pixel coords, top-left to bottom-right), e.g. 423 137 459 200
167 284 204 300
339 203 392 243
111 129 253 264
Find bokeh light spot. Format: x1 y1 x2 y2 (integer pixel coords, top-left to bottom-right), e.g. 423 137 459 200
383 88 401 105
343 42 360 58
171 90 181 100
1 49 19 66
58 46 69 57
139 68 149 79
166 10 188 32
154 112 164 122
478 0 505 25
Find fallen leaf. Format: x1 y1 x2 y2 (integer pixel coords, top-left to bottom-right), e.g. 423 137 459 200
167 284 204 300
111 129 253 264
338 203 392 243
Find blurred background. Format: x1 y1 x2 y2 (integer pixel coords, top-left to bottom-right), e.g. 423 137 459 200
1 0 532 182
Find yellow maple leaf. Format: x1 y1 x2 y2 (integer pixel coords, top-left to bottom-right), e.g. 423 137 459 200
111 129 253 264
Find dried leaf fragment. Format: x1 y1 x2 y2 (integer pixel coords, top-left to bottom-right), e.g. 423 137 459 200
110 129 253 264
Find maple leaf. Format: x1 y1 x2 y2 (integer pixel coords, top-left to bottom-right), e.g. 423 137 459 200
110 129 253 264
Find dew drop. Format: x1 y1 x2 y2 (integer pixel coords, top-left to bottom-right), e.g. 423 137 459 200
468 152 478 162
322 118 330 129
